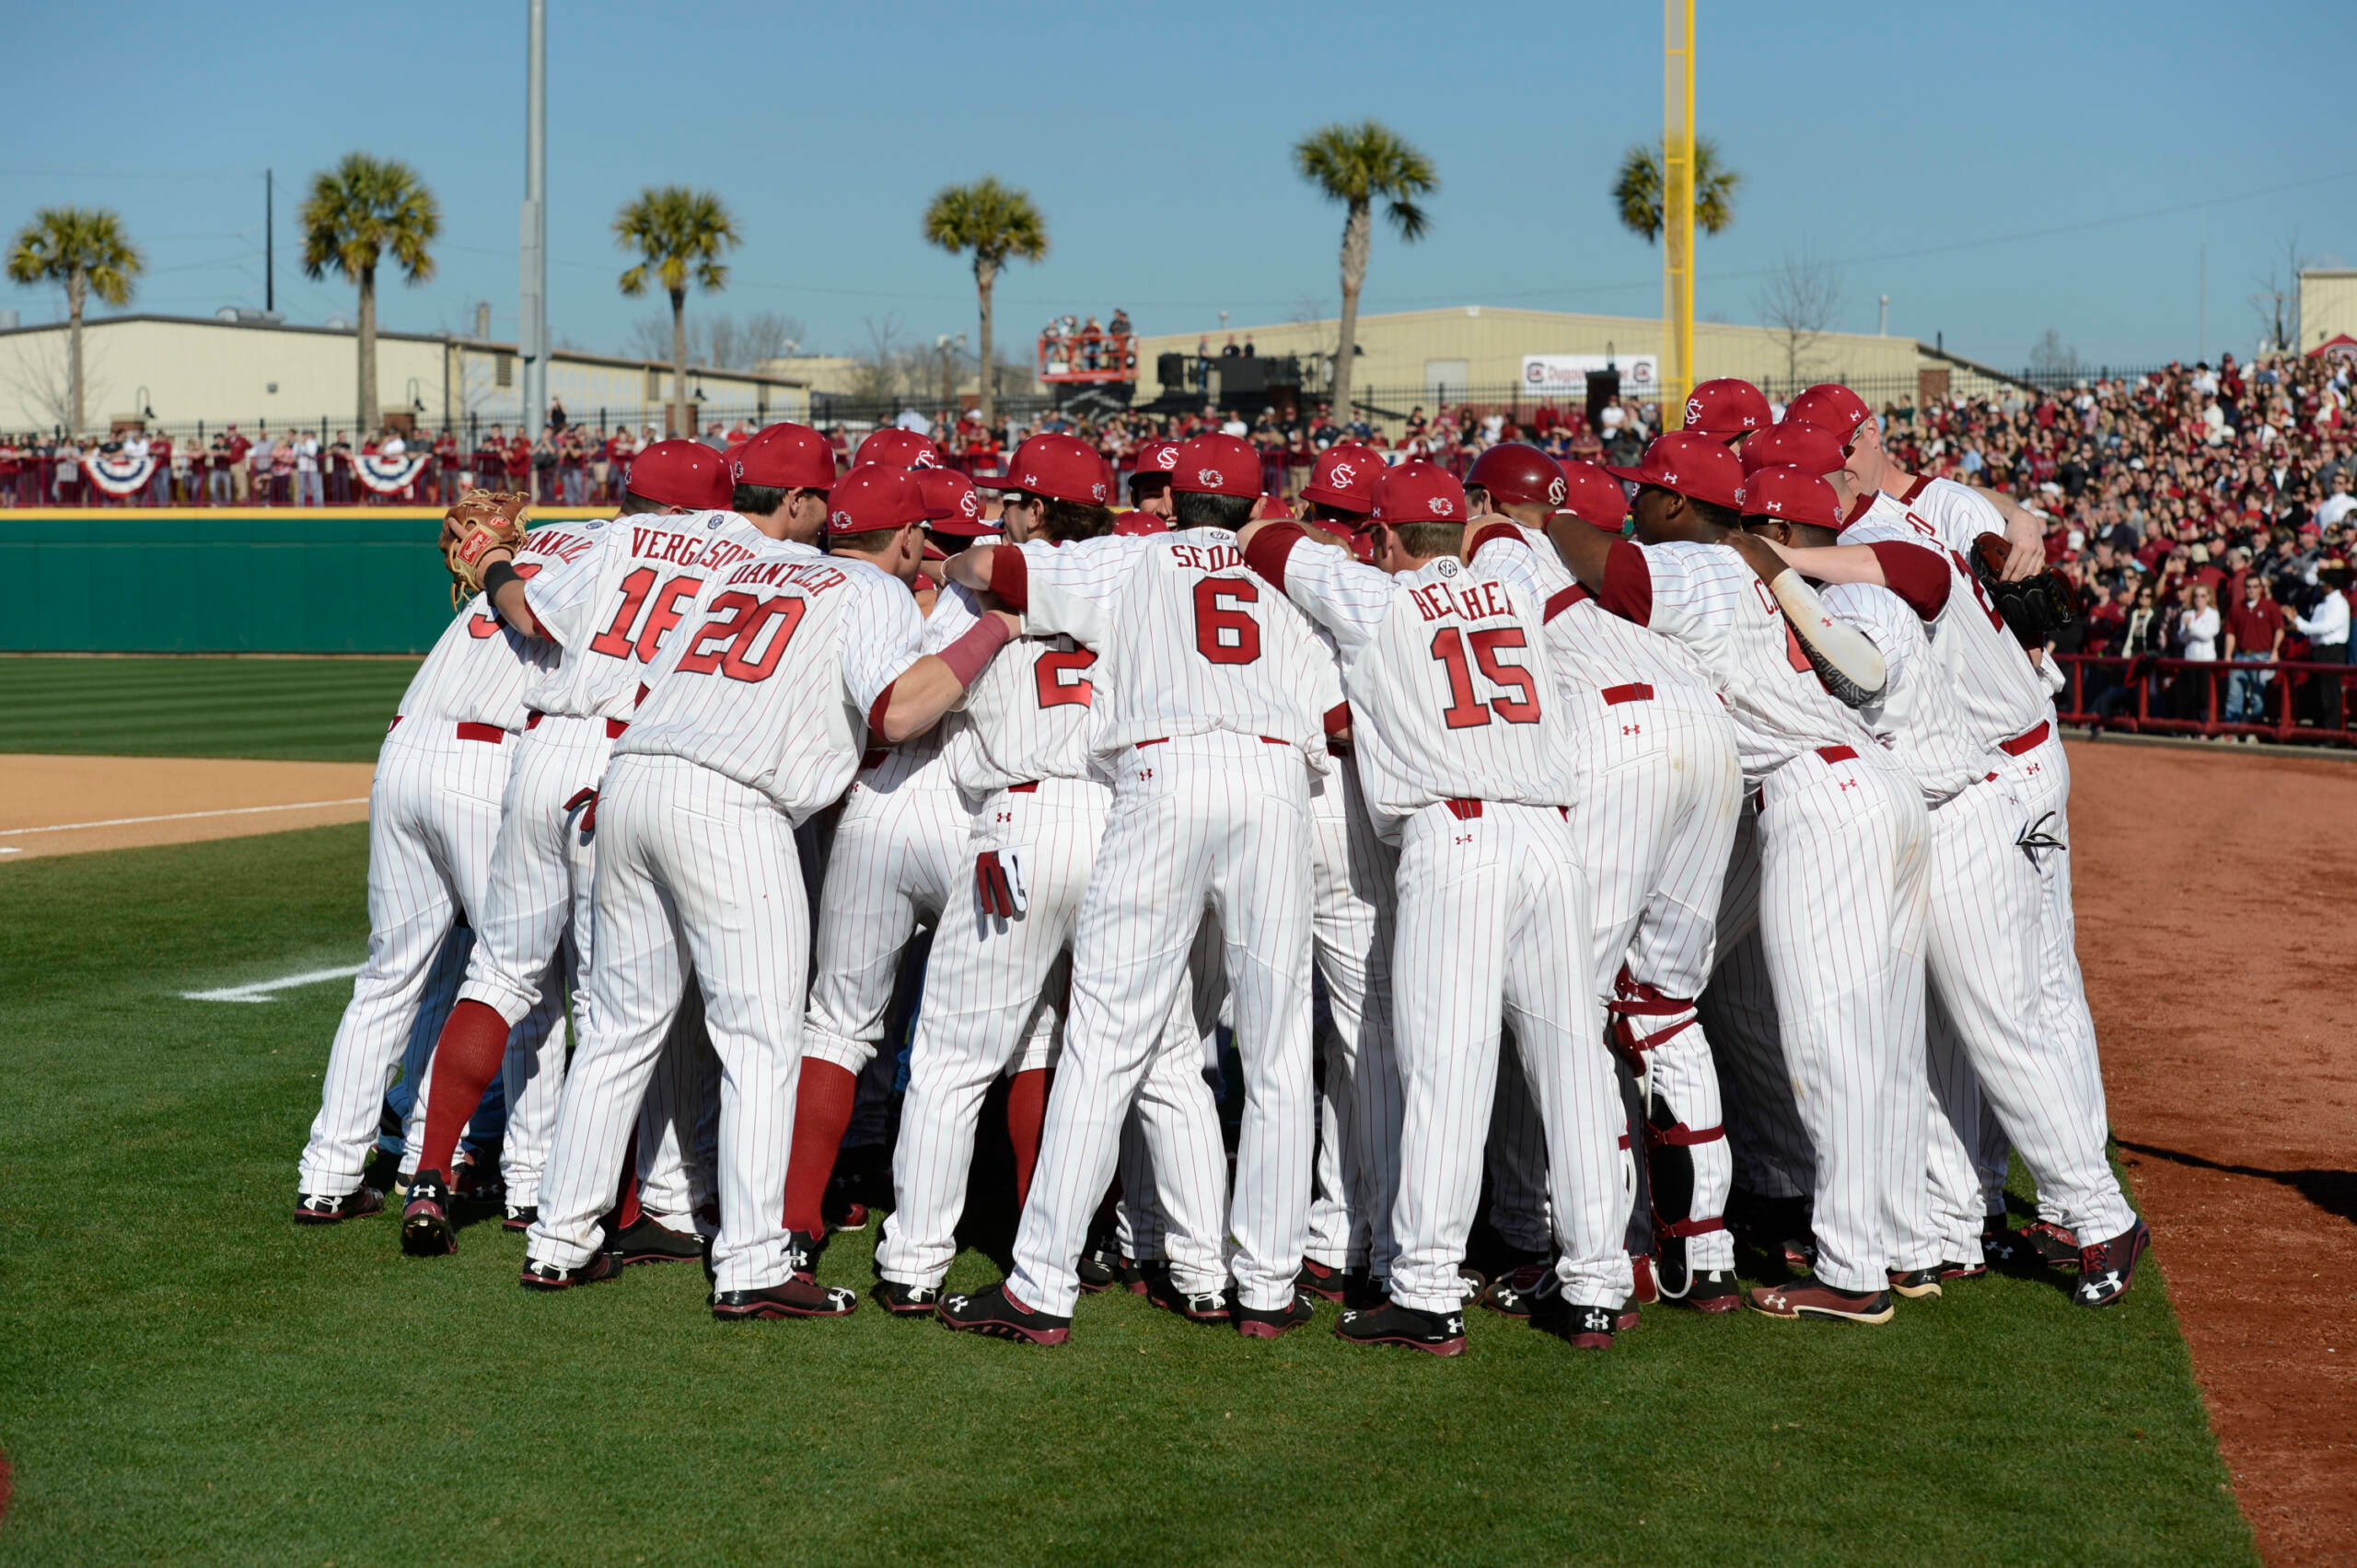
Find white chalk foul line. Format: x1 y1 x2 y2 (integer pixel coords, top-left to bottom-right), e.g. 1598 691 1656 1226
181 964 365 1004
0 798 370 838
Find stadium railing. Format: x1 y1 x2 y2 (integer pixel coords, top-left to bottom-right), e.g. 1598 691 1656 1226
2054 653 2357 748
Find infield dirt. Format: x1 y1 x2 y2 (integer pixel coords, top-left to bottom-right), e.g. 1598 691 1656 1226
0 754 373 860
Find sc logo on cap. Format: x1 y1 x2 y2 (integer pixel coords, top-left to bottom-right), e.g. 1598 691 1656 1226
1547 476 1567 505
1154 447 1178 470
1328 460 1357 487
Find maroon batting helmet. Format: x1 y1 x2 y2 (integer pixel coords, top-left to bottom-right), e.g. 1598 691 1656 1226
1465 442 1570 510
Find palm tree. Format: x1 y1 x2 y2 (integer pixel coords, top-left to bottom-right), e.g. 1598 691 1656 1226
1293 122 1438 424
298 154 439 436
615 187 737 436
6 207 143 435
1611 135 1741 244
923 177 1048 431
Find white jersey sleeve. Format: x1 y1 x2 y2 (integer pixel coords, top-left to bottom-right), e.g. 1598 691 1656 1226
617 544 923 822
929 579 1099 793
1465 522 1718 713
519 510 769 722
394 523 602 733
1818 580 1983 803
1597 537 1874 784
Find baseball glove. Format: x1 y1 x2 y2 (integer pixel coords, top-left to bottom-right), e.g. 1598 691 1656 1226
442 490 531 610
1969 532 2083 649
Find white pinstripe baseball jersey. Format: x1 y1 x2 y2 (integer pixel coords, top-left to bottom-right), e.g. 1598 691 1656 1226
923 581 1098 792
1465 522 1718 720
519 510 768 722
1596 538 1874 783
394 525 601 731
1256 531 1570 829
993 529 1326 760
618 541 923 822
1817 580 1984 804
1845 485 2051 749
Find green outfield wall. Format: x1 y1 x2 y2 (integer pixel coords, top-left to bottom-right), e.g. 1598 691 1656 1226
0 507 610 655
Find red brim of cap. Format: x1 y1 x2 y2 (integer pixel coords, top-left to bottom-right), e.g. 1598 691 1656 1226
923 541 948 562
926 517 998 540
1605 464 1739 510
970 472 1019 491
1298 484 1367 513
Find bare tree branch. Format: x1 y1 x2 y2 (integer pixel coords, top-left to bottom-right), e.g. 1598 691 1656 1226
1754 253 1846 389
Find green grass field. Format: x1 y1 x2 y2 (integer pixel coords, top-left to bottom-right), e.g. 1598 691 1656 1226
0 656 420 761
0 660 2258 1564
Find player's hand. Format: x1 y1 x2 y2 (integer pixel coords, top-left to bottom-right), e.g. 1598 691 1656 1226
1720 528 1785 585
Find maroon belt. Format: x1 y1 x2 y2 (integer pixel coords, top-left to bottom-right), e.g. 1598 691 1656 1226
524 711 628 739
1444 799 1483 820
1133 736 1291 749
1997 719 2050 757
1817 745 1857 764
1601 683 1655 705
1007 782 1039 794
455 723 505 745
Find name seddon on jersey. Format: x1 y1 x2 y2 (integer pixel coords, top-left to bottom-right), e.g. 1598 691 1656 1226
517 511 768 722
617 540 925 822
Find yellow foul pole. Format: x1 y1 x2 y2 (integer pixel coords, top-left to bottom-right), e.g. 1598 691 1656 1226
1663 0 1695 427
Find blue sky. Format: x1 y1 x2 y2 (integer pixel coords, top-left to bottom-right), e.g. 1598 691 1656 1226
5 0 2351 370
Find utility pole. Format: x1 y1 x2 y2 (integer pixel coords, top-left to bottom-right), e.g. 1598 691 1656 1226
264 168 273 314
1878 294 1888 336
1662 0 1695 426
2198 241 2207 361
518 0 549 436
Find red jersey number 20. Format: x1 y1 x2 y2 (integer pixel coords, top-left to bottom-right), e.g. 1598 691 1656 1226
676 591 807 684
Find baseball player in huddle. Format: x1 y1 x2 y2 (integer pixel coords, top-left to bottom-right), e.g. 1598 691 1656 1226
1729 448 1990 1295
517 461 1021 1313
1765 385 2149 1305
938 432 1329 1344
784 433 977 1246
1237 461 1631 1353
397 442 754 1259
1460 445 1744 1313
873 434 1230 1315
294 500 597 1224
1546 433 1931 1325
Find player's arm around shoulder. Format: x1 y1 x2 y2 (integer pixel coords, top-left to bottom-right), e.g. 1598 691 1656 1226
1237 518 1388 646
856 569 1021 745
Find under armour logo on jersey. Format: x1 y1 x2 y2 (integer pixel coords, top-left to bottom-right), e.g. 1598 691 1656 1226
1547 476 1567 505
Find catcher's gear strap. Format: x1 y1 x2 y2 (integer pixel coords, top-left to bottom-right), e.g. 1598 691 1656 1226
1658 1215 1728 1239
1643 1121 1726 1148
1769 568 1887 710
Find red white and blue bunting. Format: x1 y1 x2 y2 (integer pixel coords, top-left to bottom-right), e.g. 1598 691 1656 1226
80 452 159 498
350 452 429 495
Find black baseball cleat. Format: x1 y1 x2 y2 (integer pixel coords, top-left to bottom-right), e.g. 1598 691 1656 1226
873 1279 943 1317
1939 1258 1989 1282
1747 1281 1894 1324
608 1214 705 1267
1233 1290 1315 1340
713 1277 858 1319
503 1203 538 1234
450 1149 504 1210
1481 1258 1554 1320
821 1186 871 1235
400 1171 457 1256
938 1282 1071 1345
1295 1257 1353 1303
295 1187 385 1225
519 1250 621 1290
1888 1267 1945 1300
1990 1217 2080 1272
1144 1270 1229 1327
1533 1298 1620 1350
360 1145 404 1197
1682 1269 1742 1313
2073 1218 2152 1308
1076 1242 1126 1295
1334 1300 1467 1357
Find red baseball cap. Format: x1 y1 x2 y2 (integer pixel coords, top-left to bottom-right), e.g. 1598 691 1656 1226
731 421 837 492
1735 465 1841 529
1739 421 1846 478
1169 433 1264 499
1128 440 1181 486
912 467 993 538
1370 460 1467 525
626 439 733 510
1301 442 1384 514
1683 378 1771 440
1782 384 1874 443
1604 432 1745 511
1113 509 1170 536
853 427 944 470
826 463 925 535
978 433 1114 506
1556 459 1632 531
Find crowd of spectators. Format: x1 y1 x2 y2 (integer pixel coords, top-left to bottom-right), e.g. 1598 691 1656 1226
1040 309 1133 376
1878 351 2357 737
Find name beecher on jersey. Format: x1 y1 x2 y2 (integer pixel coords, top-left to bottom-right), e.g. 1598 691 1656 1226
619 539 927 822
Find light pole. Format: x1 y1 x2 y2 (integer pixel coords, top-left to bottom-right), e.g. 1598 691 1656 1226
1662 0 1695 427
518 0 549 436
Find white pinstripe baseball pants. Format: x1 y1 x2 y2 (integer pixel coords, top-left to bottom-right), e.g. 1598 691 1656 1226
527 754 807 1294
1388 800 1631 1314
801 767 966 1076
393 934 575 1203
1756 749 1930 1294
455 714 609 1027
1009 733 1316 1317
1303 761 1402 1276
877 779 1228 1292
300 728 511 1198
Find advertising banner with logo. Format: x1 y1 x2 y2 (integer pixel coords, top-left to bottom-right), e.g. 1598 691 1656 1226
1519 354 1659 397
